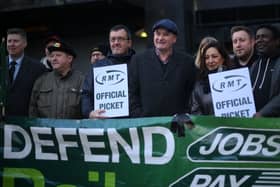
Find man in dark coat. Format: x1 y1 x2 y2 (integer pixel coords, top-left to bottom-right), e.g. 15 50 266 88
6 28 47 117
82 24 135 119
251 24 280 117
129 19 196 117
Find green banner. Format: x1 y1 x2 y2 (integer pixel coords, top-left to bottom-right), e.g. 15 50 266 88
1 116 280 187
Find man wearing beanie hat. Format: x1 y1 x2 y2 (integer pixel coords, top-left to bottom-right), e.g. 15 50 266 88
29 41 84 119
129 18 196 117
90 44 108 64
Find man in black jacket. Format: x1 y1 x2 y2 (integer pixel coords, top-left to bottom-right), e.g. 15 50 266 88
129 19 196 117
251 24 280 117
6 28 47 117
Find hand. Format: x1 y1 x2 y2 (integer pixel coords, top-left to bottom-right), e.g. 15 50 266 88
89 109 107 119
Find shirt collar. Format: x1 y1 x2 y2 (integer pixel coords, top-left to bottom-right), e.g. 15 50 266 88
9 54 24 66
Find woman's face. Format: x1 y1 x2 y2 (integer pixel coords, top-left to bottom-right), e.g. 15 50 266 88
204 47 224 71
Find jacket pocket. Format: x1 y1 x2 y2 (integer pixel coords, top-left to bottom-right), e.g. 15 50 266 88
37 88 53 108
67 88 82 107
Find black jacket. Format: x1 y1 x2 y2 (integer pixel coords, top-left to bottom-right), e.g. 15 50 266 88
250 55 280 117
6 56 47 117
129 49 196 117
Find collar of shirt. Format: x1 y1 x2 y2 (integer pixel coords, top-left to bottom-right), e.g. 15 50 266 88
8 54 24 80
155 48 173 64
9 54 24 66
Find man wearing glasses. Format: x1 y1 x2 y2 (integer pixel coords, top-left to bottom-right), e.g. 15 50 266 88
82 24 135 119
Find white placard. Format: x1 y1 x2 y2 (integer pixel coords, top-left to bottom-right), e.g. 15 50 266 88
93 64 129 117
208 67 256 118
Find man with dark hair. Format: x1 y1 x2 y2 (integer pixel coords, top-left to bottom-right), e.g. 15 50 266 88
251 24 280 117
231 25 259 68
129 18 196 117
81 24 135 118
6 28 47 117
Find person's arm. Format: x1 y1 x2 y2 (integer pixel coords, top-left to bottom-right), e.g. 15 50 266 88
29 77 42 117
189 85 203 115
81 71 94 118
257 95 280 117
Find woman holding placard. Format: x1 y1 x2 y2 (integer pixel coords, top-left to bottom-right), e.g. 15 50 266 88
190 41 232 115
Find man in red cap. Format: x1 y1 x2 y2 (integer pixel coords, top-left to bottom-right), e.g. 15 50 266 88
29 41 84 119
40 35 61 71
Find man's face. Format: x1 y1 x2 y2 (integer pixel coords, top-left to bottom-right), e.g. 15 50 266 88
255 28 277 56
153 28 177 52
90 51 105 64
7 34 27 58
232 30 255 60
49 51 72 73
109 29 131 55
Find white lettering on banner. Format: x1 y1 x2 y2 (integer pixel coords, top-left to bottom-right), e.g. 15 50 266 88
79 128 109 163
55 128 78 161
190 175 250 187
4 125 32 159
108 128 140 164
31 127 58 160
143 126 175 165
4 125 175 165
199 133 280 156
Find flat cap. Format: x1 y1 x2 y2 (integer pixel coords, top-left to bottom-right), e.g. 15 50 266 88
48 41 76 58
152 18 178 35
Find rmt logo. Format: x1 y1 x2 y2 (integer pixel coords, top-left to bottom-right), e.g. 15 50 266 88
95 70 125 86
212 75 247 93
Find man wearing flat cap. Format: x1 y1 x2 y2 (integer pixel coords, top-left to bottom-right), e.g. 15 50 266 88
129 18 196 117
29 41 85 119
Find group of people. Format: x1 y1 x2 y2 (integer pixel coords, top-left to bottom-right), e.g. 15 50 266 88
5 18 280 120
191 24 280 117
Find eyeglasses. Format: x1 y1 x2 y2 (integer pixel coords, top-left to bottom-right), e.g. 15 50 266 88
110 37 129 43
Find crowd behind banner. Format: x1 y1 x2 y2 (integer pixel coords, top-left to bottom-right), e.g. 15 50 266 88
1 19 280 121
